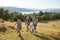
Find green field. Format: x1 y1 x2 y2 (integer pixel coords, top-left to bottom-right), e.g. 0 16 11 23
0 20 60 40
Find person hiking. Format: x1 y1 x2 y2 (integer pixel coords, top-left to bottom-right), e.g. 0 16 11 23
14 19 22 35
30 24 35 33
25 16 30 32
32 16 38 33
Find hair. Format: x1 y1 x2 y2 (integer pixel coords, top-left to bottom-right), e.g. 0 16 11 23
17 19 21 22
26 16 30 19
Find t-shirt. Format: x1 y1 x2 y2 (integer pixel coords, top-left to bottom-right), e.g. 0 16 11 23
25 19 30 24
17 22 21 26
33 18 38 25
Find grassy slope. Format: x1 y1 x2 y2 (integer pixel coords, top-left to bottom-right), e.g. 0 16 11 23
0 20 60 40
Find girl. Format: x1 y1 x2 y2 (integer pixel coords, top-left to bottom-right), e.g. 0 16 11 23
14 19 22 35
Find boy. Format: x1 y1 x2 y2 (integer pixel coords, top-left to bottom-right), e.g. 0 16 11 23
32 16 38 33
30 24 35 33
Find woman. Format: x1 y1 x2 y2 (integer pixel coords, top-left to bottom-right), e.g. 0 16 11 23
25 16 30 32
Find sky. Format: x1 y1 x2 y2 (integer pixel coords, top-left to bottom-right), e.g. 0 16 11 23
0 0 60 9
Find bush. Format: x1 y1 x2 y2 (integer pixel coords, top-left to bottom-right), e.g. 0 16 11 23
0 26 7 32
41 14 50 20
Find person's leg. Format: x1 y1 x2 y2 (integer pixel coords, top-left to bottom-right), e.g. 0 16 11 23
17 26 19 34
17 29 21 35
26 25 28 31
16 28 21 34
26 24 29 32
16 29 19 34
19 30 21 36
32 29 34 33
34 25 37 33
19 26 22 35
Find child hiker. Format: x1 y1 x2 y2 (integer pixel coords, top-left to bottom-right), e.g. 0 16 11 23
32 16 38 33
14 19 22 35
30 24 35 33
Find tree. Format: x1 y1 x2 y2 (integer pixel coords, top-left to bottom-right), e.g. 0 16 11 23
41 14 50 20
38 11 43 16
2 10 10 20
0 8 4 18
50 13 57 20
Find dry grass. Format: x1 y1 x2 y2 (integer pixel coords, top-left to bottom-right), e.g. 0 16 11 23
0 20 60 40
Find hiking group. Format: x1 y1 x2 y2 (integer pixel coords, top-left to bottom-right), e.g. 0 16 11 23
0 16 38 35
14 15 38 35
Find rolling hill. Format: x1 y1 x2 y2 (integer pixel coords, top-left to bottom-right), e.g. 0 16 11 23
0 7 60 13
1 7 39 13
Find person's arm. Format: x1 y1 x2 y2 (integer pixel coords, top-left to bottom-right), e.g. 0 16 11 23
37 18 38 24
25 19 26 25
14 23 16 27
37 18 38 22
32 18 33 22
20 21 22 25
29 18 30 23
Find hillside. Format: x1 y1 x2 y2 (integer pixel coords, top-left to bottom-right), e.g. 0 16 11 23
0 20 60 40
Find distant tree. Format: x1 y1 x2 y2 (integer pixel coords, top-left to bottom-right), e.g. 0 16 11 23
0 8 60 22
41 14 50 20
2 10 10 20
50 13 57 20
38 11 43 16
0 8 4 18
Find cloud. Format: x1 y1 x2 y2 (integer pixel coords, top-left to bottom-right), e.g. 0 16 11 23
0 0 60 9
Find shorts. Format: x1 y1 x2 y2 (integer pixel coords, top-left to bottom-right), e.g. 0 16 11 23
17 25 22 30
30 25 34 30
33 23 37 30
26 22 30 26
34 26 36 30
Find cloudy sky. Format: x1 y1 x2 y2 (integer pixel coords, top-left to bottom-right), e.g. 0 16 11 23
0 0 60 9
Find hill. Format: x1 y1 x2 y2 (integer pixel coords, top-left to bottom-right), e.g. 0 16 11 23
0 20 60 40
42 9 60 13
0 7 60 13
1 7 39 13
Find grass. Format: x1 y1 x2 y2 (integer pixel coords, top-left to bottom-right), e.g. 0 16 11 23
0 20 60 40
